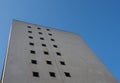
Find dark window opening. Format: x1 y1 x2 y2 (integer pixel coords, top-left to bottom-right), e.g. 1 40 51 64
56 52 61 56
37 27 41 30
38 32 43 34
28 31 32 33
48 33 52 36
27 26 31 28
33 72 39 77
29 36 33 39
40 37 44 40
31 60 37 64
60 61 66 65
64 72 71 77
30 50 36 54
53 45 58 48
49 72 56 77
51 39 55 41
46 29 50 31
42 44 46 47
46 60 52 65
44 51 49 55
29 42 34 46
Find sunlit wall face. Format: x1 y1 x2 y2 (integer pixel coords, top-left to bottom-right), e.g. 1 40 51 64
1 20 118 83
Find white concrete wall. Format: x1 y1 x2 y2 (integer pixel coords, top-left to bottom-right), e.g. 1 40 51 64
2 20 118 83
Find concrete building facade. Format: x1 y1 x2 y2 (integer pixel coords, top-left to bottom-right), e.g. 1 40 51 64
1 20 118 83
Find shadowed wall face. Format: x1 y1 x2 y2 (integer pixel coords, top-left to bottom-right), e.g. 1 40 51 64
1 20 118 83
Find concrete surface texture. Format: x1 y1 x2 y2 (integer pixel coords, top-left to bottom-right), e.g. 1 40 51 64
1 20 118 83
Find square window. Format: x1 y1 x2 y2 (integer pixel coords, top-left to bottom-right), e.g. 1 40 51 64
29 36 33 39
31 60 37 64
60 61 66 65
33 72 39 77
27 26 31 28
38 32 42 34
48 33 52 36
46 29 50 31
51 39 55 41
56 52 61 56
30 50 36 54
37 27 41 30
29 42 34 46
42 44 46 47
49 72 56 77
64 72 71 77
53 45 58 48
46 60 52 65
40 37 44 40
44 51 49 55
28 31 32 33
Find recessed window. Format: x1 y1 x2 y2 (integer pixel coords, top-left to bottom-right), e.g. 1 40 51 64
40 37 44 40
29 42 34 46
31 60 37 64
60 61 66 65
48 33 52 36
51 39 55 41
27 26 31 28
46 29 50 31
38 32 43 34
42 44 46 47
49 72 56 77
53 45 58 48
37 27 41 30
32 72 39 77
56 52 61 56
46 60 52 65
44 51 49 55
64 72 71 77
29 36 33 39
30 50 36 54
28 31 32 33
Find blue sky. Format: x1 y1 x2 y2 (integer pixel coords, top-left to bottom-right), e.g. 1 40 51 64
0 0 120 82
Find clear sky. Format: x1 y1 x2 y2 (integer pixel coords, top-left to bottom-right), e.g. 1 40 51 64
0 0 120 82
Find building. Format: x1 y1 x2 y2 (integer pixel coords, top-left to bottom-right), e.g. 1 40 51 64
1 20 118 83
